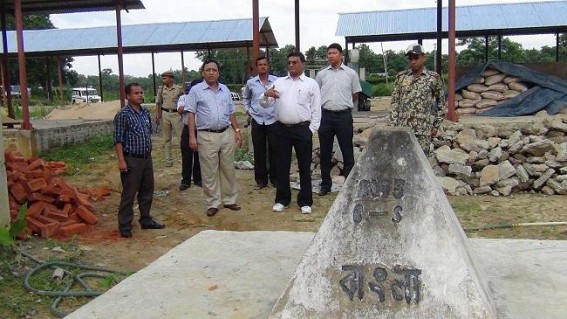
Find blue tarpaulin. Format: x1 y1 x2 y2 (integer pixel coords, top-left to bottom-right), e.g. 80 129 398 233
455 60 567 116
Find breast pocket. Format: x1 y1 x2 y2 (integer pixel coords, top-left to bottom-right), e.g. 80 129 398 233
298 89 312 105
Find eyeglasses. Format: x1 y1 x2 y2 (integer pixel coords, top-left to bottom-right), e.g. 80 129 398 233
287 61 300 65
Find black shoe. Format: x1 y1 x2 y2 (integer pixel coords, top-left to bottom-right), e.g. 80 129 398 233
141 220 165 230
254 183 267 190
120 230 133 238
179 183 190 191
319 188 331 196
223 204 241 211
194 181 203 187
206 207 219 216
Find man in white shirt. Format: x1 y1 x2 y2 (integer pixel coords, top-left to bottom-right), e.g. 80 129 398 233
262 51 321 214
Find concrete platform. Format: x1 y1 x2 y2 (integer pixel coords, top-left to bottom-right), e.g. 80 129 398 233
67 231 567 319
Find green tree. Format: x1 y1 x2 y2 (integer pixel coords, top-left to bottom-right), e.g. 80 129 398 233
357 44 382 74
4 14 75 101
195 48 249 84
456 37 528 66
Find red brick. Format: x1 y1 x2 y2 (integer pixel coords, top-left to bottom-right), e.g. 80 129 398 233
42 202 59 214
26 216 45 234
7 171 17 182
61 203 73 215
40 222 60 238
43 184 64 196
58 223 88 237
25 170 51 180
27 192 56 203
6 161 27 173
60 188 78 203
9 183 27 204
26 158 44 171
36 214 60 226
4 150 18 163
46 161 67 174
59 220 76 228
15 226 32 240
24 178 48 193
9 195 20 211
75 206 98 225
26 201 46 218
10 209 18 221
69 212 82 223
45 209 69 222
75 192 93 208
86 186 112 202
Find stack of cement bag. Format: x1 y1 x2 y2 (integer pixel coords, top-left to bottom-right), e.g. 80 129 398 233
455 68 530 115
453 60 567 117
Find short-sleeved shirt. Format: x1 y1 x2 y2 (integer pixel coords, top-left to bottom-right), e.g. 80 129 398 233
316 64 362 111
113 104 152 155
185 81 235 131
158 84 183 110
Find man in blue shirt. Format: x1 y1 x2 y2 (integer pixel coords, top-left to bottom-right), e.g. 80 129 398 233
243 57 278 190
113 83 164 238
186 59 243 217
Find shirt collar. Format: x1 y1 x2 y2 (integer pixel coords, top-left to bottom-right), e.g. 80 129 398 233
326 63 345 71
254 75 275 83
285 73 306 81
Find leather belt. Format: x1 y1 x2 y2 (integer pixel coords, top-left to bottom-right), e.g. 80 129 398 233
198 126 229 133
161 107 176 113
323 108 351 113
280 121 310 128
124 152 151 159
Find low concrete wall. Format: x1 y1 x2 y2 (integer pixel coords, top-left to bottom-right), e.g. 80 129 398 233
2 119 114 157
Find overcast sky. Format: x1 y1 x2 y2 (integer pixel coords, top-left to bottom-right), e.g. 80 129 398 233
49 0 555 77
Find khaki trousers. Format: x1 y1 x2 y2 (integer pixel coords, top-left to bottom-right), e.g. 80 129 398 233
197 129 238 209
161 111 182 165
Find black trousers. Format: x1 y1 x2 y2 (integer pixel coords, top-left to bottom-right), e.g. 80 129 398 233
273 122 313 207
118 156 154 232
318 109 354 191
251 119 277 187
180 124 202 185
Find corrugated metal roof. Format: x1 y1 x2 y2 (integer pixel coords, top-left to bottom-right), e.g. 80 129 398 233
0 0 144 15
0 17 278 56
336 1 567 42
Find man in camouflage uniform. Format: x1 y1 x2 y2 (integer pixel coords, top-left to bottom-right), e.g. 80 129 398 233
156 70 184 167
388 44 446 155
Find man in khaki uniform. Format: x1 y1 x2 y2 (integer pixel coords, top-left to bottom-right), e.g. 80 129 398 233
156 70 184 167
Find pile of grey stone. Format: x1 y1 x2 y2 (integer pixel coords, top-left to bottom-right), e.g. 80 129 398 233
431 112 567 196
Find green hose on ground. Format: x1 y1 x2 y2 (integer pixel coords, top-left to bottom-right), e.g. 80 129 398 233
464 221 567 232
20 250 130 318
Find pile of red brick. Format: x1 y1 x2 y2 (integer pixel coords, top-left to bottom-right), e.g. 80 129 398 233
5 150 110 238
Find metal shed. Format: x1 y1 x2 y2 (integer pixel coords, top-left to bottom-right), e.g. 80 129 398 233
0 17 278 56
336 0 567 60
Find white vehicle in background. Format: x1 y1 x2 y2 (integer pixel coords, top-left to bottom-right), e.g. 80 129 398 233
71 87 101 104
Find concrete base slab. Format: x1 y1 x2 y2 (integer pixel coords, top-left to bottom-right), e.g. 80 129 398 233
67 231 567 319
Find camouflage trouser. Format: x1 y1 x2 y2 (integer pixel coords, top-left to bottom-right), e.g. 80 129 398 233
416 135 432 155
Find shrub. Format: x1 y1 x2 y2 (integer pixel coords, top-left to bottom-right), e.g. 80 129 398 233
373 83 394 97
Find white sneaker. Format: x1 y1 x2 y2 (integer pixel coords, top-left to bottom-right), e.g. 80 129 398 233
301 206 312 214
272 203 287 212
